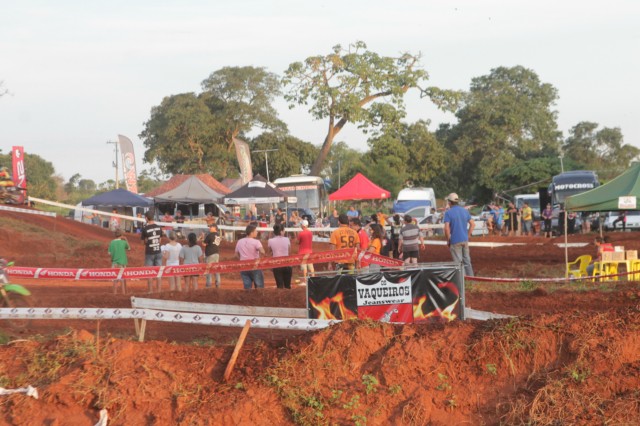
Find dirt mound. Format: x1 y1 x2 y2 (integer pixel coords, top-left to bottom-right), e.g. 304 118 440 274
1 208 640 424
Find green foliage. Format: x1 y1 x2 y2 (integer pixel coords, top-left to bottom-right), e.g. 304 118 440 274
283 41 442 175
361 374 379 395
0 152 60 200
250 132 319 180
485 363 498 376
140 66 284 178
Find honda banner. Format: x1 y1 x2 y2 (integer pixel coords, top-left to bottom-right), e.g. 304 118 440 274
233 137 253 185
307 266 464 323
117 135 138 193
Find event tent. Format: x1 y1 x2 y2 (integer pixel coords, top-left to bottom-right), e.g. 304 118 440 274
148 175 229 204
329 172 390 201
223 176 293 205
81 188 153 207
565 162 640 212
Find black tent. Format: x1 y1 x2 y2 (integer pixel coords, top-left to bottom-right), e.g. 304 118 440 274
81 188 153 207
223 176 293 205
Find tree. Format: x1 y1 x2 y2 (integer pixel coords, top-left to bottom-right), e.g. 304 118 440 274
250 133 318 180
441 66 562 200
140 66 285 177
563 122 639 179
0 152 59 200
283 41 458 176
324 141 366 193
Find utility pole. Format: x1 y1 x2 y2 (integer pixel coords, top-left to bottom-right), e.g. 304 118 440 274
107 140 119 189
252 149 278 182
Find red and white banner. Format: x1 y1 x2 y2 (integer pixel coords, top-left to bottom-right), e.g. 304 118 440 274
117 135 138 193
7 249 404 281
11 146 26 203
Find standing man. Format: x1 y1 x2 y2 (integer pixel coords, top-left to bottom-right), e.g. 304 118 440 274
349 217 370 270
204 223 222 288
399 214 425 265
443 193 475 276
141 211 163 293
346 206 359 219
108 229 130 294
235 224 266 290
268 224 292 289
330 214 360 273
109 209 121 233
297 219 314 282
521 202 533 236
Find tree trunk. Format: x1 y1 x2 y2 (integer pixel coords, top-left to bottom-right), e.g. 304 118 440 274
310 117 347 176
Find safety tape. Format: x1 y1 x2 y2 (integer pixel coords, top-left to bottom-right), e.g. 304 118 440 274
6 249 403 280
0 205 56 217
0 307 337 331
466 269 637 283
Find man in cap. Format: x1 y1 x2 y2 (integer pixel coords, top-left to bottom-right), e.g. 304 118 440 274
443 193 475 276
204 223 222 288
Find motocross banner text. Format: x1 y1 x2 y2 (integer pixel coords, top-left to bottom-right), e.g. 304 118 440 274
117 135 138 193
307 266 464 323
11 146 26 204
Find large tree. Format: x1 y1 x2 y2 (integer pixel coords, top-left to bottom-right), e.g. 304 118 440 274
0 152 59 200
563 122 639 180
283 41 458 176
441 66 562 200
250 133 318 181
140 66 285 177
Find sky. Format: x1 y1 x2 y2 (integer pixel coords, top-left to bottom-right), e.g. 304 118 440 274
1 0 639 185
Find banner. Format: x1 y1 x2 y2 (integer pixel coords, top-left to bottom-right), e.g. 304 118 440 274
307 267 463 323
233 137 253 185
11 146 26 204
117 135 138 193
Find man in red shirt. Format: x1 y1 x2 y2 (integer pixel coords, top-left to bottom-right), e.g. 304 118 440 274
297 220 314 282
349 217 370 270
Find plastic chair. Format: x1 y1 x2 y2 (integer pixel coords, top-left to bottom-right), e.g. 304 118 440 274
567 255 592 279
593 261 619 281
630 260 640 280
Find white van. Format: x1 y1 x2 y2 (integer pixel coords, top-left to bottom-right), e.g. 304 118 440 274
393 187 437 214
603 210 640 231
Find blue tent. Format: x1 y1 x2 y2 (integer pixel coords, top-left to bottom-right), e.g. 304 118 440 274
81 188 153 207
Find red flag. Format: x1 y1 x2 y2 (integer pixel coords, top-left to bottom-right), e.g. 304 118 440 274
11 146 26 203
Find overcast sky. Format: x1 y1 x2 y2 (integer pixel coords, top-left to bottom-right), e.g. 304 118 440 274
1 0 638 185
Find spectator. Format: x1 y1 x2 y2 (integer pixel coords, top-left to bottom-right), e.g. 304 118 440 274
367 223 386 272
180 232 204 291
329 209 339 228
521 202 533 236
350 217 370 270
161 211 174 236
542 203 553 238
268 224 292 289
161 232 182 291
346 206 359 219
586 236 615 276
109 209 121 233
297 220 314 282
444 193 474 276
330 214 360 273
506 202 518 236
399 214 424 265
204 223 222 288
390 214 403 259
235 224 266 290
108 229 130 294
612 210 627 232
141 211 163 293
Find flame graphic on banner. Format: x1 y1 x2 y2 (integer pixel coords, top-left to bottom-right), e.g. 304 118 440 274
412 281 460 322
310 292 357 320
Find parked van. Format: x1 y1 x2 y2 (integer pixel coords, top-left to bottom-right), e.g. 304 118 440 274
393 187 437 214
603 210 640 231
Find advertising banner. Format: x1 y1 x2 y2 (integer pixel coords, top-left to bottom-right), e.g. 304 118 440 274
11 146 26 204
307 266 463 323
117 135 138 193
233 137 253 185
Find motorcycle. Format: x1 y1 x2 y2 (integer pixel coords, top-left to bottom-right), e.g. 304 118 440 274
0 259 32 329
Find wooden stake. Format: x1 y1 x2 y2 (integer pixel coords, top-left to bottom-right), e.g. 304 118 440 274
223 320 252 382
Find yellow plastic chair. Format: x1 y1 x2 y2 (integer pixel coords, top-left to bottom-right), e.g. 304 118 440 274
567 255 592 279
592 261 619 282
630 260 640 280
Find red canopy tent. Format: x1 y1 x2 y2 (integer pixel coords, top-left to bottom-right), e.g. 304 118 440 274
329 173 391 201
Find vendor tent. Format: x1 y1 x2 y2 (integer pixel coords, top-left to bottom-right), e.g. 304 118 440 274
224 176 292 205
329 172 390 201
565 163 640 212
148 174 230 203
81 188 153 207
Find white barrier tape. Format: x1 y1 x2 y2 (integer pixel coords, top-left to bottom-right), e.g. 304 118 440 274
0 307 337 331
0 205 56 218
0 385 38 399
94 409 108 426
467 269 636 283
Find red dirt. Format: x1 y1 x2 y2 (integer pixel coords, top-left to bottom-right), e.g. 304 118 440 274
0 209 639 425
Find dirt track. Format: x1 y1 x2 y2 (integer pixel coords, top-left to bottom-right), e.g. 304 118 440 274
1 209 639 425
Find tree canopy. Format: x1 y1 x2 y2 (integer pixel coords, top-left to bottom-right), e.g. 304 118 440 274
283 41 458 175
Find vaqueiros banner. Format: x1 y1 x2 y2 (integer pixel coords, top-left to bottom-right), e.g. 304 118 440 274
307 267 464 323
117 135 138 194
11 146 26 204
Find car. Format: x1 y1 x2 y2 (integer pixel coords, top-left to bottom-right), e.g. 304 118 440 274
603 210 640 231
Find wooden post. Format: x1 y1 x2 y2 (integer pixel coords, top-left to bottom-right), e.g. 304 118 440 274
223 320 252 382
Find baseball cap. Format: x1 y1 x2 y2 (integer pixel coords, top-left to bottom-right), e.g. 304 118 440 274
446 193 460 202
301 220 309 227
